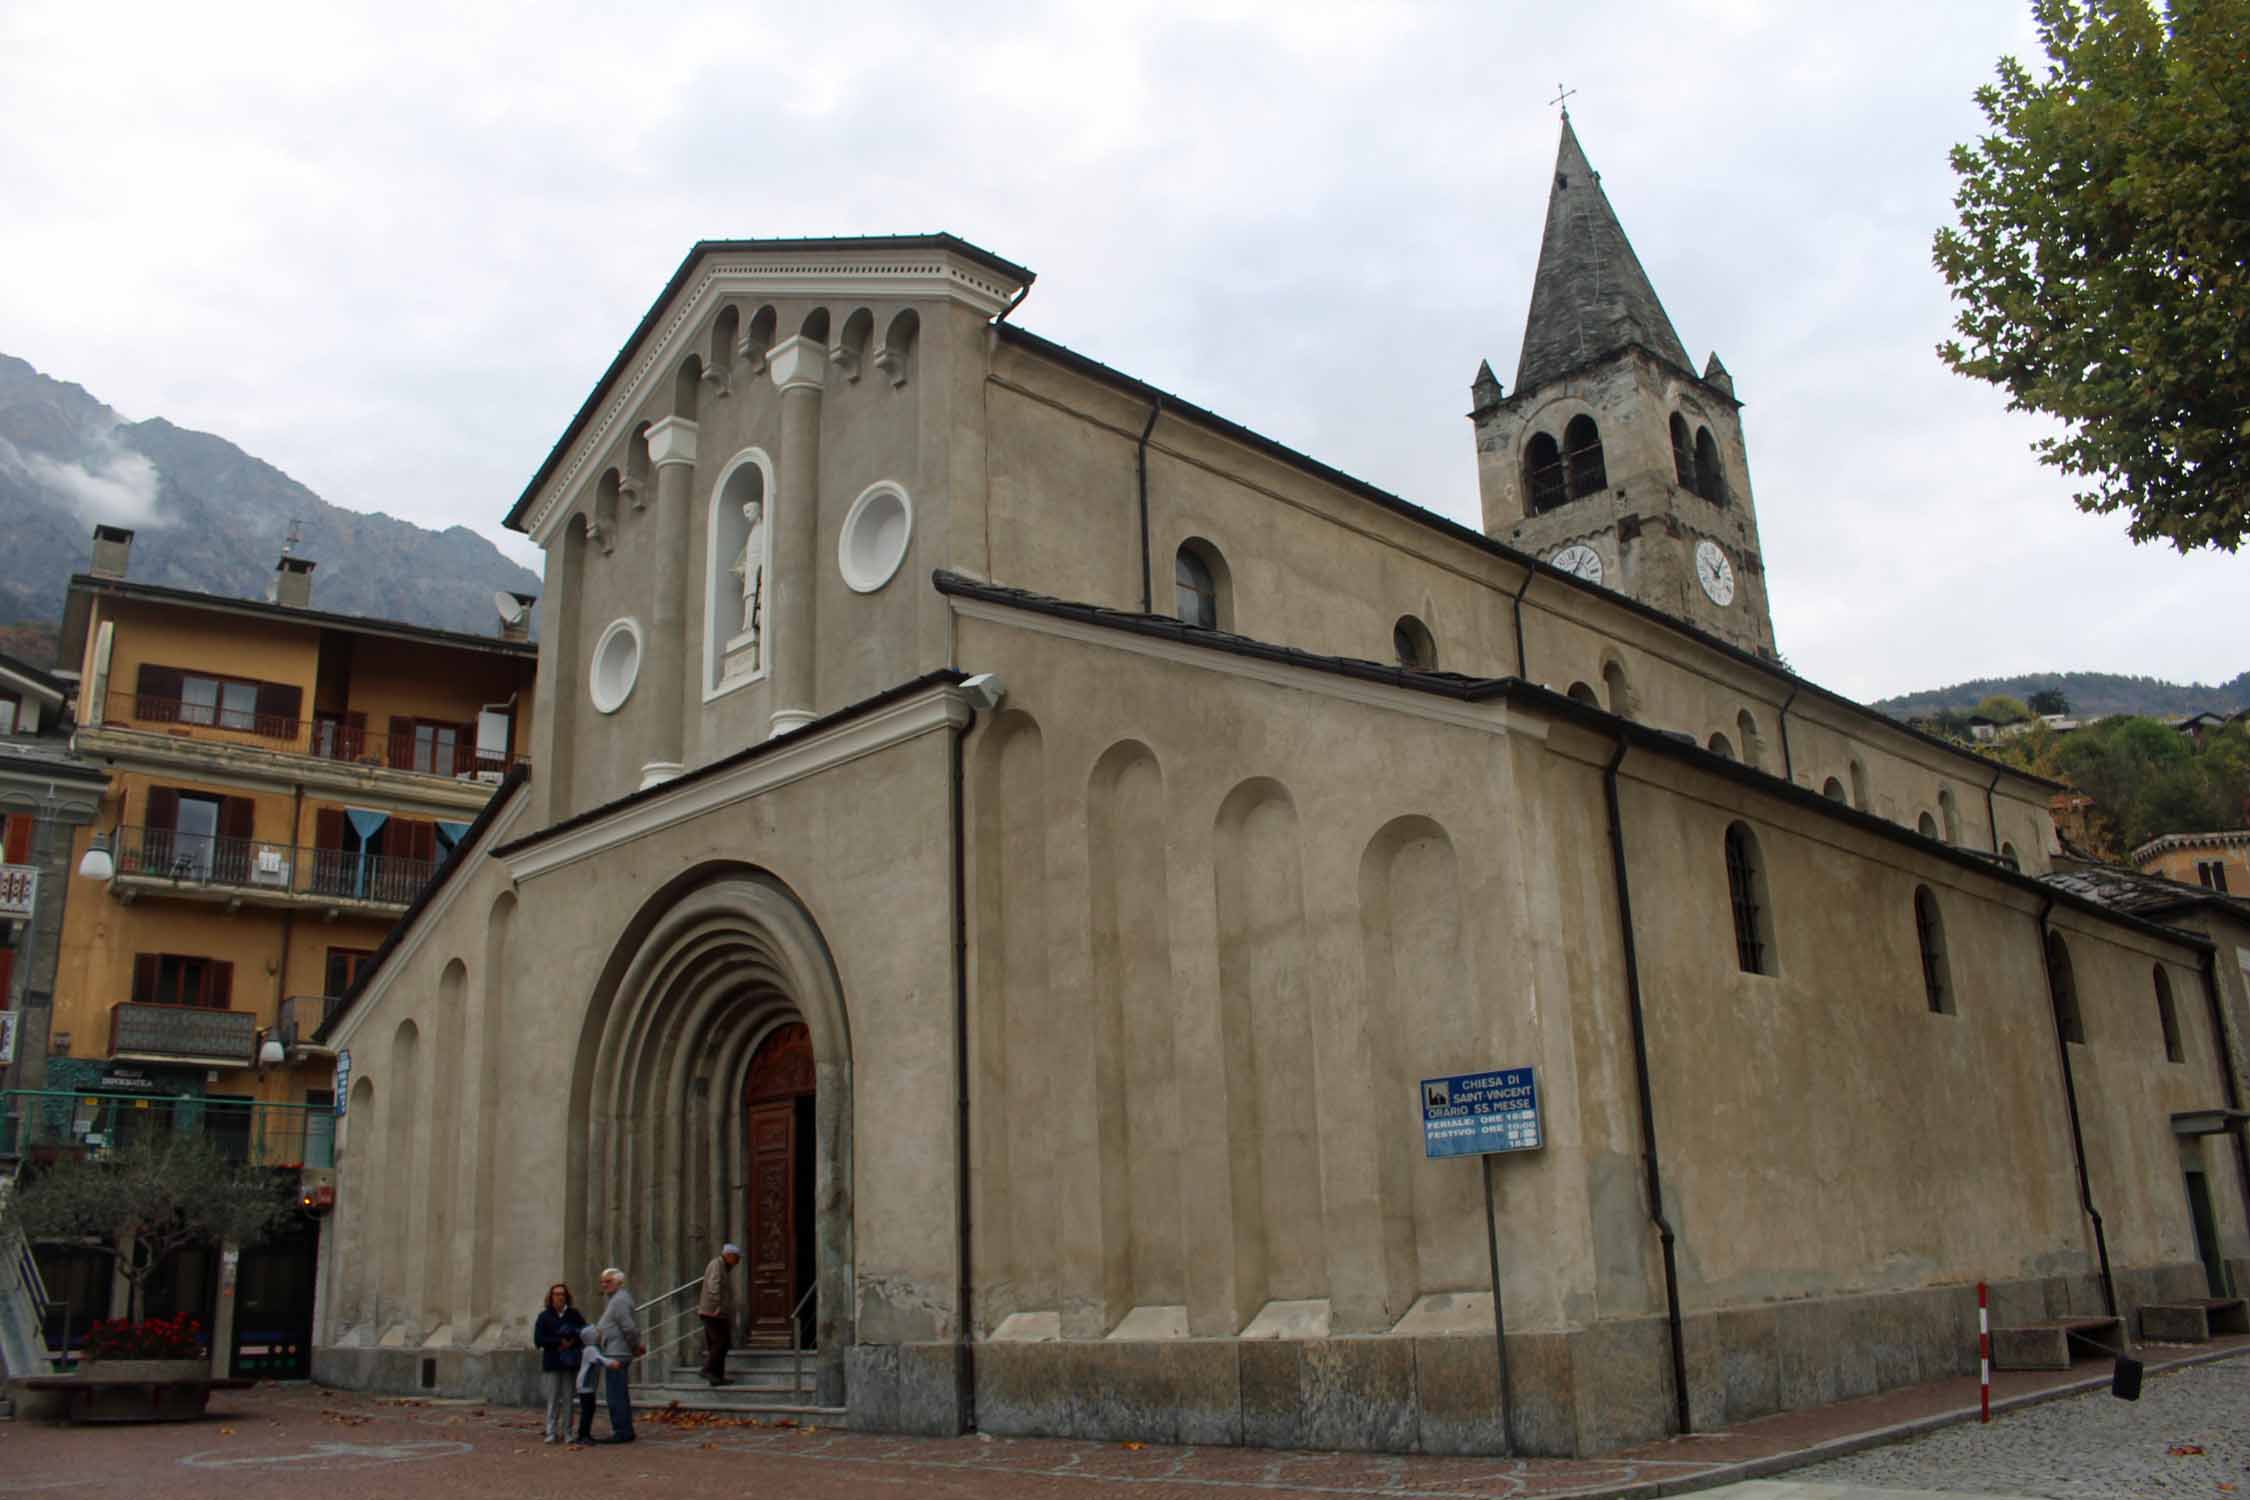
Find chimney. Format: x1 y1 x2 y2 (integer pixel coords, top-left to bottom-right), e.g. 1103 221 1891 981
500 592 537 643
275 555 317 609
90 525 135 579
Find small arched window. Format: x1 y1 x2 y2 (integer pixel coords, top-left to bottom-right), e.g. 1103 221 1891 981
1174 539 1228 630
2001 842 2021 871
1392 615 1437 671
1670 414 1696 490
1524 433 1567 515
1566 681 1600 707
1601 657 1635 720
1939 787 1962 845
1737 709 1764 771
2047 932 2085 1044
2153 965 2183 1063
1850 759 1870 811
1822 777 1846 802
1564 414 1608 498
1917 811 1939 839
1694 426 1726 504
1914 886 1952 1014
1724 821 1775 975
1707 732 1736 760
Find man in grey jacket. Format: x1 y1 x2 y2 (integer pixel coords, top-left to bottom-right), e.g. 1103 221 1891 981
698 1243 742 1386
585 1267 644 1444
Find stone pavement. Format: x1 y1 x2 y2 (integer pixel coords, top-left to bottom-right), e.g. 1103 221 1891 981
0 1338 2240 1500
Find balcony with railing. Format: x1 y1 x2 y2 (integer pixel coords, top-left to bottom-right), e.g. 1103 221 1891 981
274 994 338 1052
1 1089 336 1170
109 1001 260 1068
101 690 527 782
109 825 437 911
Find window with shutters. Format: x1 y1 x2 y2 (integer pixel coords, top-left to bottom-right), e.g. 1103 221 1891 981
314 709 369 763
131 952 235 1009
324 946 377 998
132 663 302 739
136 786 255 883
389 716 476 776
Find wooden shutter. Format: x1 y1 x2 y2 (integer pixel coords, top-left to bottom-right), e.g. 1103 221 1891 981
132 953 159 1003
220 796 255 840
314 808 345 850
135 664 183 702
385 819 436 863
0 949 14 1009
145 786 181 831
255 681 302 727
2 815 29 864
205 960 234 1010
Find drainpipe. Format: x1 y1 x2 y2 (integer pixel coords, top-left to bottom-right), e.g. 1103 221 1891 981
2196 950 2250 1278
1510 569 1536 679
1602 740 1692 1434
1984 769 2004 856
1135 398 1163 615
270 782 305 1090
993 284 1031 325
2035 899 2117 1316
949 702 979 1428
1776 687 1799 786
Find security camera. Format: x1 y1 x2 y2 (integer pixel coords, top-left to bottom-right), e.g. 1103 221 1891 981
959 673 1007 712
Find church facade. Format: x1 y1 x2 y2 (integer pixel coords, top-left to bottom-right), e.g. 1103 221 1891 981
311 125 2250 1456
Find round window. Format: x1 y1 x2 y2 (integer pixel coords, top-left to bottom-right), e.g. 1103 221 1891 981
589 617 644 714
839 482 912 593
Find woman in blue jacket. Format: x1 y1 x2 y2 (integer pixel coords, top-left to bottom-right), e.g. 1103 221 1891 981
532 1283 588 1443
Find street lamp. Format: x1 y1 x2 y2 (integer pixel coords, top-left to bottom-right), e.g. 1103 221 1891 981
256 1032 287 1072
76 832 114 881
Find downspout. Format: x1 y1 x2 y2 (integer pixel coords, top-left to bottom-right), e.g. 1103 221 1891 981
949 702 979 1427
1985 769 2004 855
1602 740 1692 1435
1776 687 1799 786
993 284 1031 325
1510 569 1536 679
2195 949 2250 1275
1135 398 1163 615
2035 898 2117 1316
271 781 305 1082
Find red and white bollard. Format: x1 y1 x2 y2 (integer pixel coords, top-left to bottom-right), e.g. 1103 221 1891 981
1978 1281 1991 1423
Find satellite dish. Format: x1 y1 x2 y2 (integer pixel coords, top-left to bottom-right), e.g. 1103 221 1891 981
494 591 529 626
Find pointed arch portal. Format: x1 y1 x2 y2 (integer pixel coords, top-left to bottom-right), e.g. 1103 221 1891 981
568 866 853 1404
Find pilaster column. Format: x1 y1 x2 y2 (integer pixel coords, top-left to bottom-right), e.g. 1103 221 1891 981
642 415 698 788
766 337 827 737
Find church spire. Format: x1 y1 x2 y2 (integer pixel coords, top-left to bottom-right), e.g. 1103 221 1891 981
1514 119 1694 392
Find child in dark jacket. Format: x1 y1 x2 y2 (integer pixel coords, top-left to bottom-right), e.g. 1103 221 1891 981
533 1284 588 1443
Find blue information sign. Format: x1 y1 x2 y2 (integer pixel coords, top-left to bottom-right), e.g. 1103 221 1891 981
1420 1067 1542 1158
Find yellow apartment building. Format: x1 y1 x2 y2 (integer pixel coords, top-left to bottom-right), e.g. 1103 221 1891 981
2135 830 2250 898
18 527 535 1373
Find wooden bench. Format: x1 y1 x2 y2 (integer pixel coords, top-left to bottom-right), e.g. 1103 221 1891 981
13 1375 253 1423
2139 1297 2249 1344
1990 1315 2125 1371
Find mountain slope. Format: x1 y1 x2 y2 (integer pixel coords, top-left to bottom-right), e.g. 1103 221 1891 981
0 353 539 659
1875 670 2250 720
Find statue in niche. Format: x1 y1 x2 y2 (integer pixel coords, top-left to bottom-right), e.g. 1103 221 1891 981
728 494 766 651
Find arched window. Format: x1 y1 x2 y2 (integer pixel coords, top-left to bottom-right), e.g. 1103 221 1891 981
2046 932 2084 1044
1694 426 1726 504
2153 965 2183 1063
1392 615 1437 671
1564 415 1607 498
1850 758 1870 811
1670 414 1695 490
1737 709 1764 771
1724 821 1775 975
1523 433 1566 515
1917 811 1939 839
1822 777 1846 802
1939 787 1962 845
1601 657 1635 720
2001 842 2021 871
1174 539 1228 630
1566 681 1599 707
1707 732 1736 760
1914 886 1952 1014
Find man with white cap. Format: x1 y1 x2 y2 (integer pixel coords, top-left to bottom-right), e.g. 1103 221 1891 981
698 1243 743 1386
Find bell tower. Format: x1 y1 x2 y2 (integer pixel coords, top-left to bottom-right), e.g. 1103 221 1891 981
1471 118 1777 658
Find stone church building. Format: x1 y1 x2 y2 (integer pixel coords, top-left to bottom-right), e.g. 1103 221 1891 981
312 122 2250 1454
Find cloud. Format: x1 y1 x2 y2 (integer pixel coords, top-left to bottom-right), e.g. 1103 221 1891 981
1 436 166 529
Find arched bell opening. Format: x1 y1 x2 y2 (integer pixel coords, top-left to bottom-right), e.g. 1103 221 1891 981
568 866 853 1405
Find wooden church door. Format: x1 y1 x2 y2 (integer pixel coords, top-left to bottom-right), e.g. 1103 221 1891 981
744 1022 815 1347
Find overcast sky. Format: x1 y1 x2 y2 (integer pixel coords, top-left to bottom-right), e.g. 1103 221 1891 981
2 0 2239 703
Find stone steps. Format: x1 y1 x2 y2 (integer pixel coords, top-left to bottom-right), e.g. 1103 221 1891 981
632 1380 844 1421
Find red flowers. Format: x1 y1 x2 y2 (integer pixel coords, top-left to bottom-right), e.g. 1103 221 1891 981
82 1314 205 1359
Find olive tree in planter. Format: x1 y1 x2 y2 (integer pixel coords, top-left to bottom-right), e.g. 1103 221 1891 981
0 1131 294 1332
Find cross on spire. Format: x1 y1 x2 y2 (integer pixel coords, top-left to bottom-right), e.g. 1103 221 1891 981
1549 82 1576 119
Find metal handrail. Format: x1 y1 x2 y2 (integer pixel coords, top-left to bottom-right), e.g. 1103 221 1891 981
788 1279 816 1399
628 1276 705 1385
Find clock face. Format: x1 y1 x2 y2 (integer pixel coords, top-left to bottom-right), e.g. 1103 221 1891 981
1694 539 1736 606
1551 543 1604 586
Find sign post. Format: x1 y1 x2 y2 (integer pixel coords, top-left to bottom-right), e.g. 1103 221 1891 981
1422 1066 1543 1457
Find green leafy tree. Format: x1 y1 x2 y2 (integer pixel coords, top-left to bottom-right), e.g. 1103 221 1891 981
0 1133 294 1321
1934 0 2250 551
2027 688 2072 716
1976 694 2034 723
